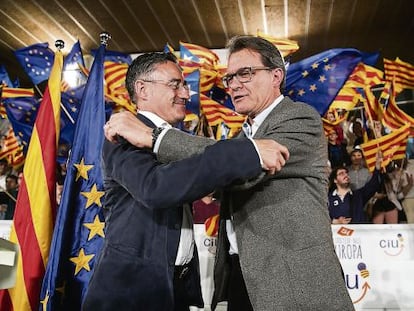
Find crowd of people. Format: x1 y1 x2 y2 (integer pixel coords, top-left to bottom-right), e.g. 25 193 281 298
325 112 414 224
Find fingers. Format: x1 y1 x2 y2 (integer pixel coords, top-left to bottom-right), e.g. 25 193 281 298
103 121 119 143
254 139 290 175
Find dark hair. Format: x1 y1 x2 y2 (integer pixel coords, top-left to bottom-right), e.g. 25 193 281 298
329 166 348 189
6 174 18 184
350 149 363 157
226 35 286 92
125 52 178 103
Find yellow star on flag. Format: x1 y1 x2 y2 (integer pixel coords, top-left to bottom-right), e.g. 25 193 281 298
84 215 105 240
70 248 95 275
74 158 93 181
81 184 105 208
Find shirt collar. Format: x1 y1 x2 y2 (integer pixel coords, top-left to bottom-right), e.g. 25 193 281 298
138 111 172 128
332 188 353 196
251 95 284 135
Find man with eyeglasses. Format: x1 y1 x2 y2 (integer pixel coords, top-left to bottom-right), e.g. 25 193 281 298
83 52 289 311
104 36 354 310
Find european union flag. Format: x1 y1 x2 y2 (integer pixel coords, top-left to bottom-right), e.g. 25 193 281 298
0 65 14 87
3 96 40 154
91 48 132 64
60 84 85 147
64 40 85 69
14 42 54 85
285 48 379 116
63 40 87 87
40 43 106 311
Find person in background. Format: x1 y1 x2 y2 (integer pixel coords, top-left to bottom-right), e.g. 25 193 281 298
0 158 10 191
0 174 19 220
371 162 414 224
347 148 371 190
402 158 414 223
325 109 345 145
192 192 220 224
83 52 288 311
328 151 382 224
104 35 354 311
327 129 350 168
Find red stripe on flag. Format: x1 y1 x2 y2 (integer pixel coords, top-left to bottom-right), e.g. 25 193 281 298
13 180 45 309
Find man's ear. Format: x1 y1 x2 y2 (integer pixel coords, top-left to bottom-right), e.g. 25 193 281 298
271 68 284 87
135 80 148 100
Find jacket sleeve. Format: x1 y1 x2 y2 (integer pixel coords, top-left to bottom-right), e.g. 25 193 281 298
157 128 216 163
103 138 262 210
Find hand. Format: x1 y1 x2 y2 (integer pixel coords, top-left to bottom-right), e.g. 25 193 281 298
104 111 153 148
332 216 352 224
375 149 383 170
254 139 290 175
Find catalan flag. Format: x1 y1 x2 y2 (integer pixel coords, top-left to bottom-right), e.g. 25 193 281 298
0 127 24 168
361 124 410 173
256 32 299 58
1 87 35 99
200 93 246 129
40 42 106 311
330 62 384 111
0 47 63 311
384 57 414 90
381 80 414 136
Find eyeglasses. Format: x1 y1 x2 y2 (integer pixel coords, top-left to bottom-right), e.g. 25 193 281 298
141 79 189 91
222 66 272 88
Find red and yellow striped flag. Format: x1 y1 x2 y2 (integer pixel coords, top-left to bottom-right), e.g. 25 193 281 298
384 57 414 90
0 49 62 311
256 32 299 57
382 80 414 136
360 124 410 173
330 62 384 111
0 127 25 168
200 94 246 129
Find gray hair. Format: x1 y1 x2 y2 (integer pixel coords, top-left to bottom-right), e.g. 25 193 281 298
226 35 286 92
125 52 177 103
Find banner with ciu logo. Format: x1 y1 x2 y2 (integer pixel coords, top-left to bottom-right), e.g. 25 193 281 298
332 224 414 310
193 215 219 309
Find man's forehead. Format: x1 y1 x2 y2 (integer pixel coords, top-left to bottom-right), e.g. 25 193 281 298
227 49 262 71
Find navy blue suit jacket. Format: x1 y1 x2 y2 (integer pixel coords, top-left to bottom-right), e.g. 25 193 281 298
82 114 262 311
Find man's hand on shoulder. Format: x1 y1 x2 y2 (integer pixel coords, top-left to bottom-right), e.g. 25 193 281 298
104 111 153 148
254 139 290 175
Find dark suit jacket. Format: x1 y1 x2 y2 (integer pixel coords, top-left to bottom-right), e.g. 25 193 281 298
156 97 355 311
82 114 263 311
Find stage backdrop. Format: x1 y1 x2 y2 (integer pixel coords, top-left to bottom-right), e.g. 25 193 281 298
1 221 414 311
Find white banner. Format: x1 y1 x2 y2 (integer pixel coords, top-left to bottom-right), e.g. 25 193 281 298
0 220 12 240
331 224 414 310
2 221 414 310
194 224 414 311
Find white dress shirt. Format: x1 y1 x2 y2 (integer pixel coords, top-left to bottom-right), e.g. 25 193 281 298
139 111 194 265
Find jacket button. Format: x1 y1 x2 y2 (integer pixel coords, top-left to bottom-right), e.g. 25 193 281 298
174 224 180 229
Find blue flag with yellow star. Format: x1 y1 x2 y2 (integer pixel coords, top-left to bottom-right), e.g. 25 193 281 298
40 43 106 311
285 48 379 116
